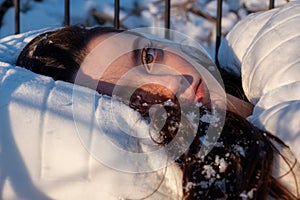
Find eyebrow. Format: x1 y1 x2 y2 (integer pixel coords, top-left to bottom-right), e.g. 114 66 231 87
132 34 142 49
130 34 145 66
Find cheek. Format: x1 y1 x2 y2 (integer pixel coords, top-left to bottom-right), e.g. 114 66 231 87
100 67 122 84
100 58 133 83
163 52 199 75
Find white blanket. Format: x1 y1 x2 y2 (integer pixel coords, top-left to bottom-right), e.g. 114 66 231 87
219 0 300 161
0 30 182 199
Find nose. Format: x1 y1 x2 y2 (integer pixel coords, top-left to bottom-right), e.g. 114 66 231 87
181 75 194 87
163 75 181 95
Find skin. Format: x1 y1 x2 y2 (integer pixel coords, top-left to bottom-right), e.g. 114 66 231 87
78 32 253 118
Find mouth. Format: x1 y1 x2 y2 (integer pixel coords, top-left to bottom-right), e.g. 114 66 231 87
194 79 206 103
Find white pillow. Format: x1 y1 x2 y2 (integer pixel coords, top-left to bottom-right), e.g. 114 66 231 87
218 1 300 161
218 8 277 77
242 1 300 104
0 29 182 200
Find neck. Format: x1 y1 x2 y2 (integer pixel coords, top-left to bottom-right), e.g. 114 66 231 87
226 94 254 118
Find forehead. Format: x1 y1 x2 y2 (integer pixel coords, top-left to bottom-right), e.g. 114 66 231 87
87 32 147 52
80 32 150 83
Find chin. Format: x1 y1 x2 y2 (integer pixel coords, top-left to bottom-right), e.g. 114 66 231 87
128 85 178 116
128 83 213 115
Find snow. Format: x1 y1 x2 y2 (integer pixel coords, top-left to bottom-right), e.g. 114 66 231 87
202 164 216 179
0 0 286 58
215 155 227 173
219 1 300 161
0 29 184 199
219 1 300 197
239 188 256 200
1 0 299 199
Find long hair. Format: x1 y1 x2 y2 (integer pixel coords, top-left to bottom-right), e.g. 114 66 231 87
135 95 300 199
16 25 123 83
17 25 300 199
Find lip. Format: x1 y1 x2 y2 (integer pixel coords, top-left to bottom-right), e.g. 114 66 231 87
194 80 205 103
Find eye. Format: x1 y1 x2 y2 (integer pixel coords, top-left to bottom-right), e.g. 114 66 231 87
142 47 158 72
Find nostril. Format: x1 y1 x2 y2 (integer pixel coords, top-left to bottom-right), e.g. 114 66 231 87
181 75 194 86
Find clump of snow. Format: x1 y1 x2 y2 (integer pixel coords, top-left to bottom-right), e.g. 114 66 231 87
202 164 216 179
239 188 257 200
233 145 245 157
215 155 227 173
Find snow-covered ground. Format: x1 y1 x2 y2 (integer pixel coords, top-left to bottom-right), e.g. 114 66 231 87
0 0 287 57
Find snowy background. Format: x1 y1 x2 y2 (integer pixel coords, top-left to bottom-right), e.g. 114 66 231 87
0 0 288 58
0 1 299 199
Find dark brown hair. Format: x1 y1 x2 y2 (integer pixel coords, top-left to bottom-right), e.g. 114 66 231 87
16 25 299 199
16 25 123 83
146 99 299 199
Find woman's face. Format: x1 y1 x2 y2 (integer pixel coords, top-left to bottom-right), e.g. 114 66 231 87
78 32 211 107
